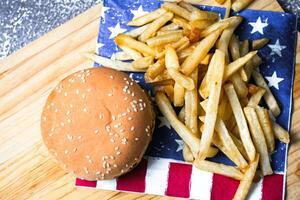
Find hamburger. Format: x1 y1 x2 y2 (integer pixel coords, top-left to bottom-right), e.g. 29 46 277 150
41 67 155 180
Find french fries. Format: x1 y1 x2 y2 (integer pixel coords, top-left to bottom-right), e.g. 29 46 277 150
127 8 167 26
225 83 256 161
105 2 291 199
252 70 281 117
233 154 259 200
198 50 225 160
244 107 273 176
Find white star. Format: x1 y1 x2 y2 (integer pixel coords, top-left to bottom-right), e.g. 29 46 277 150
131 6 148 20
158 116 171 129
249 17 268 34
101 6 109 22
175 139 184 152
108 23 126 39
268 39 286 57
265 71 284 90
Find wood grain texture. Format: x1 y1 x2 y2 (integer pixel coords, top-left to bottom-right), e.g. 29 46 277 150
0 0 298 199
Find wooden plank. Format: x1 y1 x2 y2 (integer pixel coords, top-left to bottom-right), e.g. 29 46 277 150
0 0 299 199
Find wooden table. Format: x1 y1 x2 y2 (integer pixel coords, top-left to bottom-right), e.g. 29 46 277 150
0 0 299 199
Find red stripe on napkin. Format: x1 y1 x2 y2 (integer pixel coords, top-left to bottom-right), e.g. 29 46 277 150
262 174 284 200
75 178 97 188
116 159 148 192
211 174 240 200
165 162 193 198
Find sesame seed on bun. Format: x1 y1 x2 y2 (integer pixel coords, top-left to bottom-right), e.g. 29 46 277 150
41 67 155 180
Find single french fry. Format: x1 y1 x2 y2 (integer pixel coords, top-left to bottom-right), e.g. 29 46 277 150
232 0 255 12
272 121 290 144
119 45 143 60
194 159 244 180
224 0 232 19
179 1 200 12
224 83 256 161
82 53 146 72
125 24 150 38
216 17 242 63
223 51 257 81
146 32 183 47
162 2 192 21
155 92 200 153
252 70 281 117
252 38 270 50
159 22 180 31
190 10 219 21
172 16 191 30
230 73 248 98
174 83 185 106
165 46 180 70
198 50 225 160
164 85 175 102
146 59 165 79
233 154 259 200
140 12 174 41
114 51 132 61
256 107 275 152
181 29 221 75
132 56 154 69
127 8 167 26
156 29 183 36
200 16 243 38
185 68 198 135
115 34 155 56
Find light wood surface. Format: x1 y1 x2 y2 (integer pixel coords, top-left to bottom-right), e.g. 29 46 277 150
0 0 299 199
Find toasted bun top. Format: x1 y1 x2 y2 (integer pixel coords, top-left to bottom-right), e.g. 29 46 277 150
41 67 155 180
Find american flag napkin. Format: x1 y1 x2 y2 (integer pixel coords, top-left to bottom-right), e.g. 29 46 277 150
75 0 297 199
